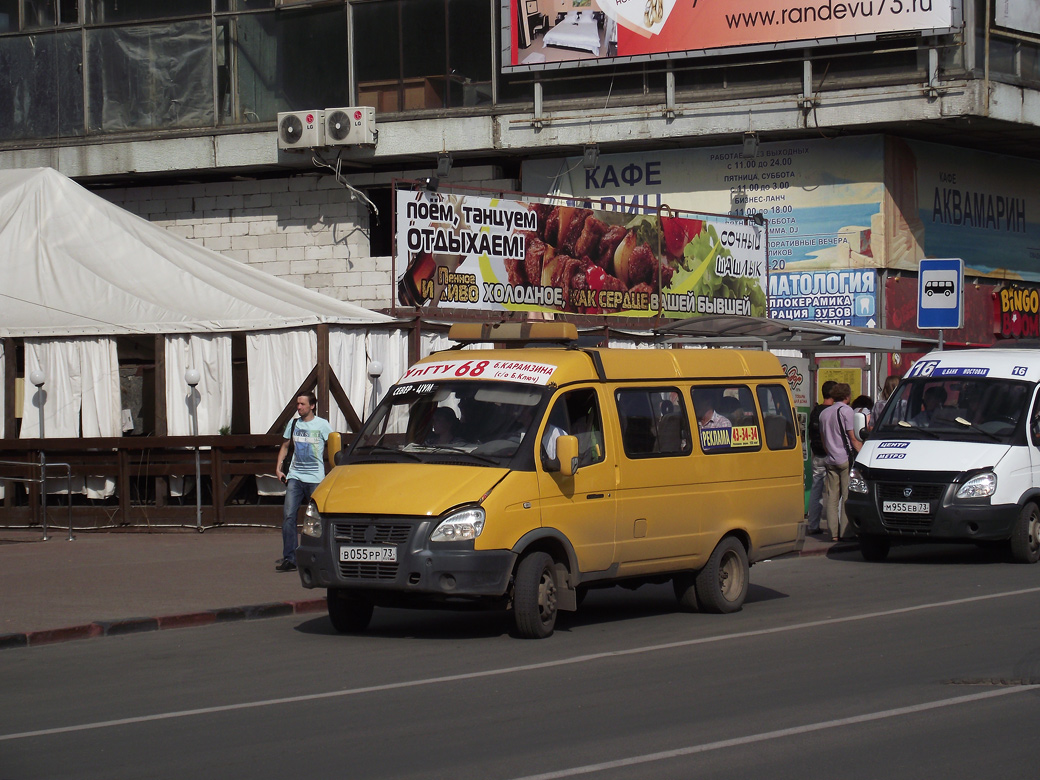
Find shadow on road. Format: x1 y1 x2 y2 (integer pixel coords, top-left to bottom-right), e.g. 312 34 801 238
827 540 1016 566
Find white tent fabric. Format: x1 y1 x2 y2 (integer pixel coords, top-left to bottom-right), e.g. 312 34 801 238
0 167 392 337
327 328 368 434
165 335 233 436
247 328 317 496
21 337 120 497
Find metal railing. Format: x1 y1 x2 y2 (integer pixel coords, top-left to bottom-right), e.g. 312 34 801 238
0 459 74 541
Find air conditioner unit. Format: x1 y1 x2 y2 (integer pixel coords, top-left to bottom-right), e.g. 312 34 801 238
324 106 377 147
277 110 324 150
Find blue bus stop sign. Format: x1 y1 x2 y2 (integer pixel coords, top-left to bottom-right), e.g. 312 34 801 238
917 258 964 330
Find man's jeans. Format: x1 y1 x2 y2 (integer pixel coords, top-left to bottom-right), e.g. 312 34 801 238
807 454 827 531
283 478 318 564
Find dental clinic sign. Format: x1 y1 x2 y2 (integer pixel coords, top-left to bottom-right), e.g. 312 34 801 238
769 269 877 327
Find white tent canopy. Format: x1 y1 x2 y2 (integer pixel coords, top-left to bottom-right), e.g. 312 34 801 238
0 167 391 338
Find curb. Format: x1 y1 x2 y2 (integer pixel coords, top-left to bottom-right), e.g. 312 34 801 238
0 598 327 651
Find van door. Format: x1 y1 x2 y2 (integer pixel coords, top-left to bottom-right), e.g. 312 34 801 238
536 387 617 574
613 386 699 570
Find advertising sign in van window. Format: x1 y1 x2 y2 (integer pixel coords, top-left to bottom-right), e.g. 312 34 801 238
394 188 767 319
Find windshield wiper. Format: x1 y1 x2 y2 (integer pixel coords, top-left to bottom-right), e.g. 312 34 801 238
896 420 941 439
352 444 422 462
426 445 502 467
953 416 1004 443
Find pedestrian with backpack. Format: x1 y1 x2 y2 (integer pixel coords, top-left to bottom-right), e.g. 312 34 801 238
806 380 836 535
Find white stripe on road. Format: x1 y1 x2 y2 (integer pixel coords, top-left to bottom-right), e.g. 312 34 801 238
506 684 1040 780
3 585 1039 743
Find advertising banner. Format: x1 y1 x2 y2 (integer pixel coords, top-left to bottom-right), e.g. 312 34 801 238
993 286 1040 340
523 136 884 325
394 188 767 318
995 0 1040 36
895 138 1040 283
508 0 956 70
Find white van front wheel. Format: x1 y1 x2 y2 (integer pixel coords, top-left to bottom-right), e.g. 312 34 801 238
695 537 749 613
1010 503 1040 563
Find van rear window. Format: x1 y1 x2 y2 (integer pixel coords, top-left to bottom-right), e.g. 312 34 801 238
756 384 798 450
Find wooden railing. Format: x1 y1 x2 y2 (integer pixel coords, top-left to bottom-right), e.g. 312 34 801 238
0 434 342 529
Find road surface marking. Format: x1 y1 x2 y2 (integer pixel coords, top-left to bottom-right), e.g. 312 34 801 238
3 585 1039 742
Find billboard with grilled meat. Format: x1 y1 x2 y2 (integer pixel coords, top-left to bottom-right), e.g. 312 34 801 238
394 188 767 318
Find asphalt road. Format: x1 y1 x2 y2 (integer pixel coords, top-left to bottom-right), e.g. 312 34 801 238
3 543 1040 780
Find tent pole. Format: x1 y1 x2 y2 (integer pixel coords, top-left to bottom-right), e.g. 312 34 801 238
317 324 330 418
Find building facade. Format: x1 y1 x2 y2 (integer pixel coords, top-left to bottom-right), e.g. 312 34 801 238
0 0 1038 335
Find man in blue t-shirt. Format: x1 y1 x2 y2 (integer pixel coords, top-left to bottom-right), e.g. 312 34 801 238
275 393 332 572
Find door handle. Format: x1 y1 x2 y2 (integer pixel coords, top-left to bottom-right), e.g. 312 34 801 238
587 493 605 499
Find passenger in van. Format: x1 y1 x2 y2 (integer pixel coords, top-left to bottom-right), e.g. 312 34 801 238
910 386 948 427
693 390 732 431
717 395 746 426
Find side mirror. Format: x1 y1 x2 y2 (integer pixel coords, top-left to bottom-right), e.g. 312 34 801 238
556 435 580 477
327 431 342 469
853 411 868 442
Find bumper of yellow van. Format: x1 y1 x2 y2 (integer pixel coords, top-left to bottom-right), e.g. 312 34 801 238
296 535 516 600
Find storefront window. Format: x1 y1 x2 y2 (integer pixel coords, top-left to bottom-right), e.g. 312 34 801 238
0 28 83 141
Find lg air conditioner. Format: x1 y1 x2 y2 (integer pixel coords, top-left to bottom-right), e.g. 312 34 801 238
277 110 324 150
324 107 377 147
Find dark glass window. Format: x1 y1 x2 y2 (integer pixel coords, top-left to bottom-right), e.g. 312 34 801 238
218 5 348 125
756 384 798 451
0 29 83 141
353 0 491 113
543 388 605 468
87 0 209 24
86 20 213 132
615 387 691 458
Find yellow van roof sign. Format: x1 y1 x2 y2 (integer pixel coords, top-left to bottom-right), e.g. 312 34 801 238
399 358 557 385
448 322 578 344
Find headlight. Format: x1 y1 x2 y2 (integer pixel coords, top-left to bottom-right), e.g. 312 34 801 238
848 466 868 494
301 501 323 537
430 507 485 542
956 472 997 499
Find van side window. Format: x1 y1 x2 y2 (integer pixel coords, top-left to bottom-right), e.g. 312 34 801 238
757 384 798 450
542 388 605 467
615 388 692 458
691 385 762 453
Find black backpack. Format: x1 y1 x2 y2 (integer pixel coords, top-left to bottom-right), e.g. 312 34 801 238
807 403 827 457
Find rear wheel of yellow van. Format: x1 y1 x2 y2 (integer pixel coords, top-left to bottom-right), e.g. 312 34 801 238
690 537 749 614
513 552 559 638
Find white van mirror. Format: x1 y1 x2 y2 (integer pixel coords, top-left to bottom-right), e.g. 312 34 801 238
853 411 868 441
556 435 579 477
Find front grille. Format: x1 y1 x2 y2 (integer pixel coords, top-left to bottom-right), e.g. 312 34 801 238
338 561 398 580
876 483 947 533
333 521 412 544
331 519 414 581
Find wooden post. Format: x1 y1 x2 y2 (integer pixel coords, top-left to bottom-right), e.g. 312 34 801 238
317 324 330 419
3 338 15 440
154 335 168 507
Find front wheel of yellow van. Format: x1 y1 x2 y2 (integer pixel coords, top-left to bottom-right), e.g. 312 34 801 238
514 552 558 638
327 589 374 633
1010 502 1040 564
695 537 749 614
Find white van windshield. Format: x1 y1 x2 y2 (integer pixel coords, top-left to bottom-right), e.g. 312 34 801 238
874 377 1032 443
347 381 549 465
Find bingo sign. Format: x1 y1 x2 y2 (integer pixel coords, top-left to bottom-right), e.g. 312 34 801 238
994 286 1040 339
398 359 557 386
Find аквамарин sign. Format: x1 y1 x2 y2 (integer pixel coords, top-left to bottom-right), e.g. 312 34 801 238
394 189 767 319
508 0 957 71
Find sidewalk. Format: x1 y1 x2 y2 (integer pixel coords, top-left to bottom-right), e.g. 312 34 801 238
0 528 851 650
